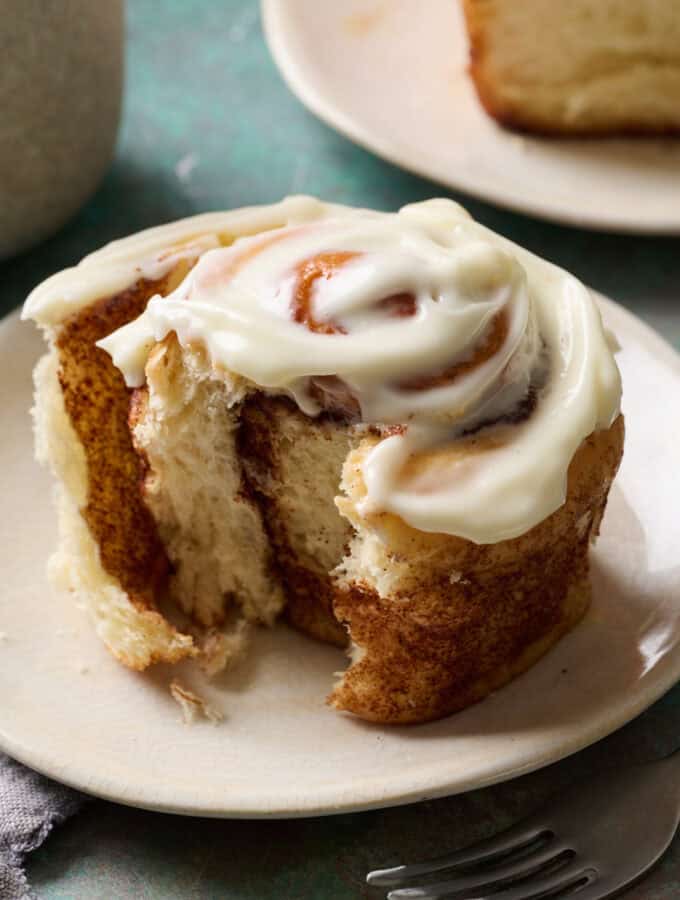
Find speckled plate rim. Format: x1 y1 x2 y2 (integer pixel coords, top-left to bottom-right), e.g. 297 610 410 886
262 0 680 235
1 296 680 818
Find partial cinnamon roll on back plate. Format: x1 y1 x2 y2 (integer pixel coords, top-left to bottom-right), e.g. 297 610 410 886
23 197 623 724
462 0 680 135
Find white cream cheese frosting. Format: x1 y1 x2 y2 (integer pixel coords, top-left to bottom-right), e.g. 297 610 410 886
24 196 621 543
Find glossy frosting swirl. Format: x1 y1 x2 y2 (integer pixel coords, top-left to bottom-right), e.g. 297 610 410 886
24 196 621 543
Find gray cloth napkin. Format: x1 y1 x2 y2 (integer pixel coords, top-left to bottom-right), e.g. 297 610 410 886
0 754 85 899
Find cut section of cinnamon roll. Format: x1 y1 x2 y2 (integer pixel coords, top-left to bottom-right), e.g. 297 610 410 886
24 196 624 723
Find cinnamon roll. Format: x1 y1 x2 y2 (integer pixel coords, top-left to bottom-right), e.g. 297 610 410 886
23 196 623 724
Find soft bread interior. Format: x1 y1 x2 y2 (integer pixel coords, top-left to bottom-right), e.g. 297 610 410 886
131 338 353 647
130 337 284 629
464 0 680 133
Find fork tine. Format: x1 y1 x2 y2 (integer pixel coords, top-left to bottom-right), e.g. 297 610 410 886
386 863 597 900
553 875 622 900
384 845 573 899
473 864 597 900
367 821 550 886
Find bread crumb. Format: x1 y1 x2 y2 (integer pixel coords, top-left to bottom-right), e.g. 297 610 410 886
576 511 592 539
449 571 469 585
170 680 223 724
77 663 89 674
197 621 250 678
0 632 7 643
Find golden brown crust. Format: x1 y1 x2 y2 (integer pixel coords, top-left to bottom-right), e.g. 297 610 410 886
108 612 198 671
55 279 172 613
472 83 680 137
331 573 590 724
237 395 349 648
330 416 624 724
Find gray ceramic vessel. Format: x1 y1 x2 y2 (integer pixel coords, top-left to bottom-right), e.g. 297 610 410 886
0 0 123 259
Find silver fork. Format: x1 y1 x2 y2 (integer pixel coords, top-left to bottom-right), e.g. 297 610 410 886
367 750 680 899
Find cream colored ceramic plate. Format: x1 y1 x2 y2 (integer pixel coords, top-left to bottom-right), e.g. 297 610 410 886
262 0 680 234
1 298 679 818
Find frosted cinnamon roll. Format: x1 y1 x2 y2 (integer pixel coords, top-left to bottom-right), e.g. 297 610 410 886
24 196 623 724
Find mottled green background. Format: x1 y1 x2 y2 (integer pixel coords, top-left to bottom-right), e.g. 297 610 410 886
3 0 679 339
3 1 680 897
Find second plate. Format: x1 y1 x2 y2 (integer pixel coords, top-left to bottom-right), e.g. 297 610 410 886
263 0 680 233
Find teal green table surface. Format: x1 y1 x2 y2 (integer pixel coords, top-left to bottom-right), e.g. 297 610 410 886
2 1 679 897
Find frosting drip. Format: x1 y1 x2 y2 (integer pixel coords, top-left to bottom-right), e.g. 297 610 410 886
26 197 621 543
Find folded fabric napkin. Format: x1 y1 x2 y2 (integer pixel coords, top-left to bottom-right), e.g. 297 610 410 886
0 753 85 899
